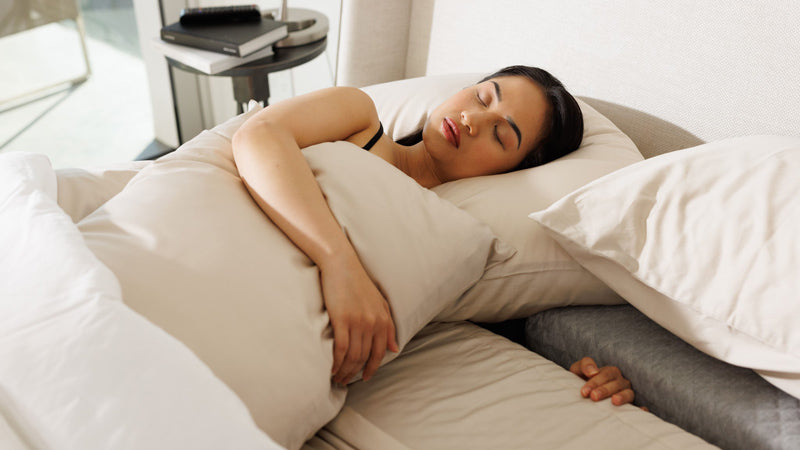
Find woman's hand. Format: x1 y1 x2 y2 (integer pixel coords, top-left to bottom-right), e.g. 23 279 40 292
321 253 399 385
570 357 645 410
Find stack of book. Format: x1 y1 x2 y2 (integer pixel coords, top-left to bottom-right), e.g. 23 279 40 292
154 8 288 75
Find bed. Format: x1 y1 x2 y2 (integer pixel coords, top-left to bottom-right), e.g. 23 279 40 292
333 1 800 448
2 1 799 449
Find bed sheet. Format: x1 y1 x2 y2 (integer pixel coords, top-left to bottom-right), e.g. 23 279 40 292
306 321 717 449
525 305 800 450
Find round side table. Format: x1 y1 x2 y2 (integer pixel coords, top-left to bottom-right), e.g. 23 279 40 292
167 37 327 113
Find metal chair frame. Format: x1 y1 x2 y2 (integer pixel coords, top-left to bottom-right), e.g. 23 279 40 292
0 0 92 109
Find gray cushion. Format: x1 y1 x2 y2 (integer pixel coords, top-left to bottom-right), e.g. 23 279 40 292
524 305 800 450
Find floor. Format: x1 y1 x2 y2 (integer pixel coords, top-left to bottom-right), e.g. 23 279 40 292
0 5 153 169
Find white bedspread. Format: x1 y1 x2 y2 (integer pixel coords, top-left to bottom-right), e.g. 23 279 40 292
0 152 280 450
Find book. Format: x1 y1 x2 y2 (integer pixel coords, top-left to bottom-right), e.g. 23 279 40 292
160 18 288 57
152 37 274 74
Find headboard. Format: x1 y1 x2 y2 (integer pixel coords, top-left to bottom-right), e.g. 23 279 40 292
337 0 800 158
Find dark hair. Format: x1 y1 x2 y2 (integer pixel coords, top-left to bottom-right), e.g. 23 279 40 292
397 65 584 172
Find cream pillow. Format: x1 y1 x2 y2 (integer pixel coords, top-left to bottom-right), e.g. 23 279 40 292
363 74 643 322
78 107 511 448
529 135 800 399
56 160 152 223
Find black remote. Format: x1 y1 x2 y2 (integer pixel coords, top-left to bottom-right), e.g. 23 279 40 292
179 4 262 26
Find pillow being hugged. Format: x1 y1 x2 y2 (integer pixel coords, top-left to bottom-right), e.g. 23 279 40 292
363 74 643 322
78 106 512 448
306 145 513 347
56 160 152 223
529 135 800 399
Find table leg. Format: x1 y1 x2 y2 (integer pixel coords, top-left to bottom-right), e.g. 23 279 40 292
232 73 271 114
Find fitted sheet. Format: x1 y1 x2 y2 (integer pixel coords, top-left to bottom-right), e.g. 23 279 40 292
306 321 716 450
525 305 800 450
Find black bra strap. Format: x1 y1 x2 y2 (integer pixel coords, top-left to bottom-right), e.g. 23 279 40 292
362 122 384 151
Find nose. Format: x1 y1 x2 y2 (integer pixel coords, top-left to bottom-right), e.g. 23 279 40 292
460 110 497 136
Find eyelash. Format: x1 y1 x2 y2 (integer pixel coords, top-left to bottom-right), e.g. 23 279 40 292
476 92 504 147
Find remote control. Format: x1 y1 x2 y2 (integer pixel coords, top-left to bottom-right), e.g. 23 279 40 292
179 4 262 26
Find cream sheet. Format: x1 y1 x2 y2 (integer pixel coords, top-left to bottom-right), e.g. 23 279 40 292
307 322 717 450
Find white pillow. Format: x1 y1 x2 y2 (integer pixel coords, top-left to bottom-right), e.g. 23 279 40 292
529 135 800 399
78 107 512 448
363 74 643 322
0 152 281 450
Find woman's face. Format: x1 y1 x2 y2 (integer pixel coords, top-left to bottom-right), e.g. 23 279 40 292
423 75 549 181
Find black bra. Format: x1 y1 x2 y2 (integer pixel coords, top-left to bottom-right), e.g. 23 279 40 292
362 123 384 151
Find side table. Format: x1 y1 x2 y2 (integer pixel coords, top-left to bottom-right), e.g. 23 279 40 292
167 37 327 113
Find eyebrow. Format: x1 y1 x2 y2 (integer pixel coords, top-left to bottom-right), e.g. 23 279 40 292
491 81 522 150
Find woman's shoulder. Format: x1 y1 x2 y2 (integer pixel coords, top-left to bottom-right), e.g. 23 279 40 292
238 85 381 148
318 87 381 147
314 86 376 112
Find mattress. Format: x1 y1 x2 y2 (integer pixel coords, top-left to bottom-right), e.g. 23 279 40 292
306 321 716 449
524 305 800 450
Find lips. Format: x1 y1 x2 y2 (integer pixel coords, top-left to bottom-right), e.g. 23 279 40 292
442 117 460 148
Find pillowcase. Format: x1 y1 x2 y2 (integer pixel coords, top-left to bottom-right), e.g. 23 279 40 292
529 135 800 399
56 160 152 223
363 74 643 322
78 107 512 448
55 99 262 223
0 152 280 450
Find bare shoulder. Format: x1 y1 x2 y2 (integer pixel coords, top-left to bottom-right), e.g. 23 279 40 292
239 86 380 148
252 86 375 121
321 86 376 109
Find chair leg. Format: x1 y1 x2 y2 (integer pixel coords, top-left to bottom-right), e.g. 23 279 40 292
0 4 92 110
73 9 92 82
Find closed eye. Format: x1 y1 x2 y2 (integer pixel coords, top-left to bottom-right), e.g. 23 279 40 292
477 90 505 148
493 125 505 149
476 92 487 106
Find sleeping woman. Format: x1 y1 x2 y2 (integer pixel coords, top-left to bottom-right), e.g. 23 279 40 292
232 65 638 408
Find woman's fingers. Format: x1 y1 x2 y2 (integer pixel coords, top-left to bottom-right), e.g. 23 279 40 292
322 263 399 384
363 304 400 381
611 388 636 406
333 328 363 384
570 356 600 379
362 331 387 382
331 325 349 377
333 325 361 384
570 358 641 407
384 302 400 353
585 376 632 402
579 366 617 397
332 311 397 384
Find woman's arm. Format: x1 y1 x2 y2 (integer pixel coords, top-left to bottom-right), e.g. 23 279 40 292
232 87 398 384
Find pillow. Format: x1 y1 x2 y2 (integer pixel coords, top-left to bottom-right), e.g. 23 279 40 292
77 107 512 448
529 135 800 399
56 160 152 223
0 152 281 450
363 74 643 322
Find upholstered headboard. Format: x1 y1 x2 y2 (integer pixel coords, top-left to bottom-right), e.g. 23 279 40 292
337 0 800 158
